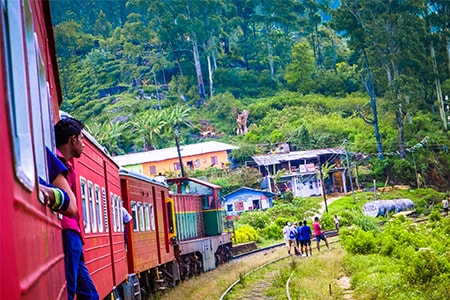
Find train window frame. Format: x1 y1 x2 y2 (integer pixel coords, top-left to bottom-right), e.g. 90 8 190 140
144 203 150 231
110 193 116 232
95 184 103 233
88 181 97 233
138 202 144 232
118 197 124 232
115 195 120 232
2 0 36 190
102 187 108 232
150 203 155 231
131 201 138 232
80 177 90 233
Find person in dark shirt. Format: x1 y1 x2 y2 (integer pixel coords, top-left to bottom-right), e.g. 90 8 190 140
299 220 313 256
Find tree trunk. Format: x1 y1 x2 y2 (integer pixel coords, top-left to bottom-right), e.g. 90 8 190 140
431 43 448 131
396 105 405 158
363 51 384 159
207 55 213 97
192 39 206 103
267 42 274 76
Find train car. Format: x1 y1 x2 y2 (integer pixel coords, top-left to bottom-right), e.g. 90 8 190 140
1 0 68 299
167 177 233 278
119 169 179 297
71 129 128 299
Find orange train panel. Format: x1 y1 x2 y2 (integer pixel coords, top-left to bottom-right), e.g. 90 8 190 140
119 170 175 274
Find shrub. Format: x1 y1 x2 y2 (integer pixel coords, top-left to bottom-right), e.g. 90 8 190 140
234 224 258 244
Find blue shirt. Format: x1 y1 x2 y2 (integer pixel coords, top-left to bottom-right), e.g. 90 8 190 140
299 225 312 241
46 146 67 183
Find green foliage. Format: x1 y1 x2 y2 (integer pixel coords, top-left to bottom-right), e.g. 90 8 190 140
234 224 258 244
49 1 450 191
237 211 270 230
342 214 450 299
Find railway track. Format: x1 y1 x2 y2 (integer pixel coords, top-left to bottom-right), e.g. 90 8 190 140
221 230 340 299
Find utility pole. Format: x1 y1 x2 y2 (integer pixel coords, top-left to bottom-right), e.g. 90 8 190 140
318 158 328 213
343 139 355 201
175 128 186 177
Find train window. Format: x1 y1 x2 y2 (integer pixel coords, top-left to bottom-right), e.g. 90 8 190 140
114 195 122 232
111 193 116 232
88 181 97 233
138 202 144 232
131 201 137 232
102 188 108 232
150 203 155 231
118 197 124 232
25 1 54 182
95 185 103 233
80 178 90 233
2 0 35 190
144 203 150 231
167 201 175 234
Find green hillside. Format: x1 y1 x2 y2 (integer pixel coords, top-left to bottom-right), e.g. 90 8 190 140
49 0 450 190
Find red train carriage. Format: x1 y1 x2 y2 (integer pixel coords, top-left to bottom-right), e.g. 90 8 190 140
119 169 179 296
71 130 128 299
1 0 67 299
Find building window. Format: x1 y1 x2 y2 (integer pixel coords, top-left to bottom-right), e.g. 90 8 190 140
173 162 180 171
211 156 218 166
149 165 156 174
195 159 200 167
234 202 244 211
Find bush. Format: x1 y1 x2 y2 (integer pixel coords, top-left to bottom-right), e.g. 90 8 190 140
234 224 258 244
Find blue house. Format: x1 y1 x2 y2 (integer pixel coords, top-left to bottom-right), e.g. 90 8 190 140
222 187 277 216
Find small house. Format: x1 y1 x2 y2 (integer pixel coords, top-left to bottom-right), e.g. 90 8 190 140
222 187 277 216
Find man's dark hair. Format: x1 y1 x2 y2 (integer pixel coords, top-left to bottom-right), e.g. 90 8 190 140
55 117 84 147
303 220 307 226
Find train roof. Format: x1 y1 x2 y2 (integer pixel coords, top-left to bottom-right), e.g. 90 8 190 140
59 111 120 168
119 168 169 188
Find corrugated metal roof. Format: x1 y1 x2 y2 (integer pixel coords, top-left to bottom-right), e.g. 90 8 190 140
252 148 344 166
113 141 238 166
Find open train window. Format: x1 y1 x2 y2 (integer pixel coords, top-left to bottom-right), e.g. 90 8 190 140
2 0 35 190
80 177 90 233
131 201 137 232
95 184 103 232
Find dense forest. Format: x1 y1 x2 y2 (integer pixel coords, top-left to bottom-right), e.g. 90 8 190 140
49 0 450 190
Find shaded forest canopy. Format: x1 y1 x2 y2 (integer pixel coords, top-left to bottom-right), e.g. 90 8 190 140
49 0 450 190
